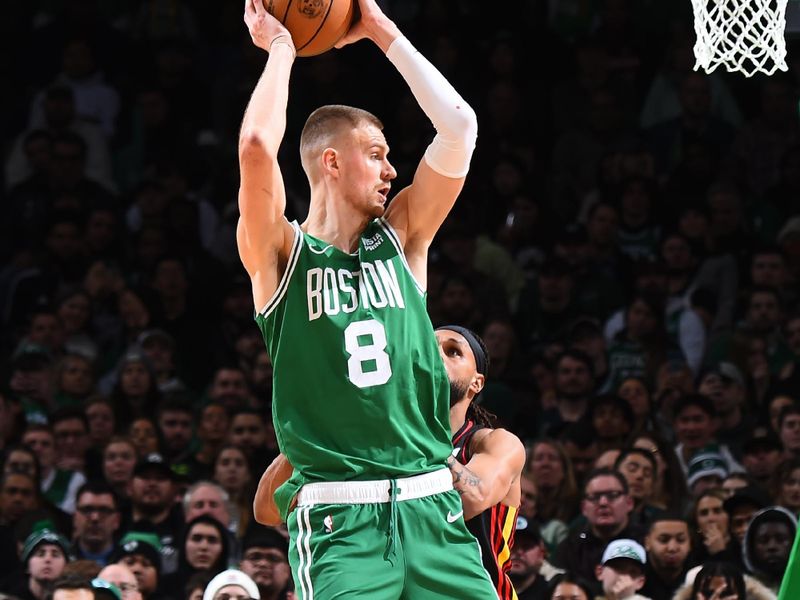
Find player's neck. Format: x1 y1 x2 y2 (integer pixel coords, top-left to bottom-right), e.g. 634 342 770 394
305 191 372 253
450 398 469 436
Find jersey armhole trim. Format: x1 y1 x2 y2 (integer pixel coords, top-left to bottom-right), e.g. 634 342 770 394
377 218 425 296
258 222 303 317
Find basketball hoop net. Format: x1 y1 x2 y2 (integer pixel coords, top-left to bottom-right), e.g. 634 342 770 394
691 0 789 77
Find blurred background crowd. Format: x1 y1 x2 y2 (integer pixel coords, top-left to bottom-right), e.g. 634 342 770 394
2 1 800 599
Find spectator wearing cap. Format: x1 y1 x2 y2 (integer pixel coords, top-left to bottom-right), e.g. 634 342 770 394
539 349 595 437
22 425 86 515
697 362 755 461
595 538 650 600
742 506 797 593
509 518 564 600
640 514 692 600
72 481 120 566
90 578 123 600
121 454 182 573
686 450 729 497
773 457 800 515
109 533 163 600
724 485 772 547
13 529 71 600
741 428 784 487
554 468 644 582
778 403 800 459
202 569 260 600
239 525 290 600
672 394 744 477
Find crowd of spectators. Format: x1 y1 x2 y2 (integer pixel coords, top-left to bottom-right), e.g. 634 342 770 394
1 1 800 599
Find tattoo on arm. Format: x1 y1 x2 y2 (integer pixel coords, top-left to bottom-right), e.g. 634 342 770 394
446 456 481 495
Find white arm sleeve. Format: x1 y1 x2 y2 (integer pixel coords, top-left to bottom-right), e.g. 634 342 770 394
386 36 478 178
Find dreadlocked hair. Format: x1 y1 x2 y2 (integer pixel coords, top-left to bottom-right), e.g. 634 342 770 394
467 402 498 427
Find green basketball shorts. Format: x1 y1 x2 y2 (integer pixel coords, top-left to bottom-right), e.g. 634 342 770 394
287 468 498 599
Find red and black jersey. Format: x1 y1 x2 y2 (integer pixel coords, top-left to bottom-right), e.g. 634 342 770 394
452 419 519 600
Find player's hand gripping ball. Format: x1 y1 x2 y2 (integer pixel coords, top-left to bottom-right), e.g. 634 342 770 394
262 0 354 57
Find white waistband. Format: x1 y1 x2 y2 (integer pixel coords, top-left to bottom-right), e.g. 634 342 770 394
295 468 452 506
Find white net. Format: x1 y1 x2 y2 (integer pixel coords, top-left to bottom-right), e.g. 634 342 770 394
691 0 789 77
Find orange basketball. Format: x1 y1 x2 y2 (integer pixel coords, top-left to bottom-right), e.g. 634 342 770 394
263 0 354 57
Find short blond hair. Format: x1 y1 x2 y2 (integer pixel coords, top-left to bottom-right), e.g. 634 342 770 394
299 105 383 174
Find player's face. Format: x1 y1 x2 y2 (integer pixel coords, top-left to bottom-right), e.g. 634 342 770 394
435 330 481 406
339 124 396 218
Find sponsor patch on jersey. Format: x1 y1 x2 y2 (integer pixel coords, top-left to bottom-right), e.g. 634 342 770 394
362 232 384 251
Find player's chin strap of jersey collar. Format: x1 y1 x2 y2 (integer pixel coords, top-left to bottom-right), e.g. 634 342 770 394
436 325 487 403
384 479 400 565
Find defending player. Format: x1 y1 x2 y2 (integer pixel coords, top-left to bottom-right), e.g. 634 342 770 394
238 0 495 596
437 325 527 600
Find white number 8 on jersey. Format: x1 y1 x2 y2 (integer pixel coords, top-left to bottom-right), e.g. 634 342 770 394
344 319 392 388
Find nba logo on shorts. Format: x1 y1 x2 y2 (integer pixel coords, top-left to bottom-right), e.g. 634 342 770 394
323 514 334 533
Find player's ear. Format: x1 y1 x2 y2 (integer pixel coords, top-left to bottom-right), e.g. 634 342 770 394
470 373 484 396
322 148 339 175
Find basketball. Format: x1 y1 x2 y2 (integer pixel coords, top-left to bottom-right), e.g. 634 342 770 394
263 0 354 57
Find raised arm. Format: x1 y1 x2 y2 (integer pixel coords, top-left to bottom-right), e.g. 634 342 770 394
253 453 294 526
238 0 298 310
336 0 478 287
446 429 526 520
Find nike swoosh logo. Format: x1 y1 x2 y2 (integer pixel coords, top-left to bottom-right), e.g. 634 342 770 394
446 510 464 523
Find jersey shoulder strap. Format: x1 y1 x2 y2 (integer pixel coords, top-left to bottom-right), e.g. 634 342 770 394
451 419 486 465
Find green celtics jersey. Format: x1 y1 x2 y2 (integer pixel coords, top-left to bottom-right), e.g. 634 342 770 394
254 218 452 484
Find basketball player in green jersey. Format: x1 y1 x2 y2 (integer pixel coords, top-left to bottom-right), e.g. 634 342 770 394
239 0 497 597
254 326 527 598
